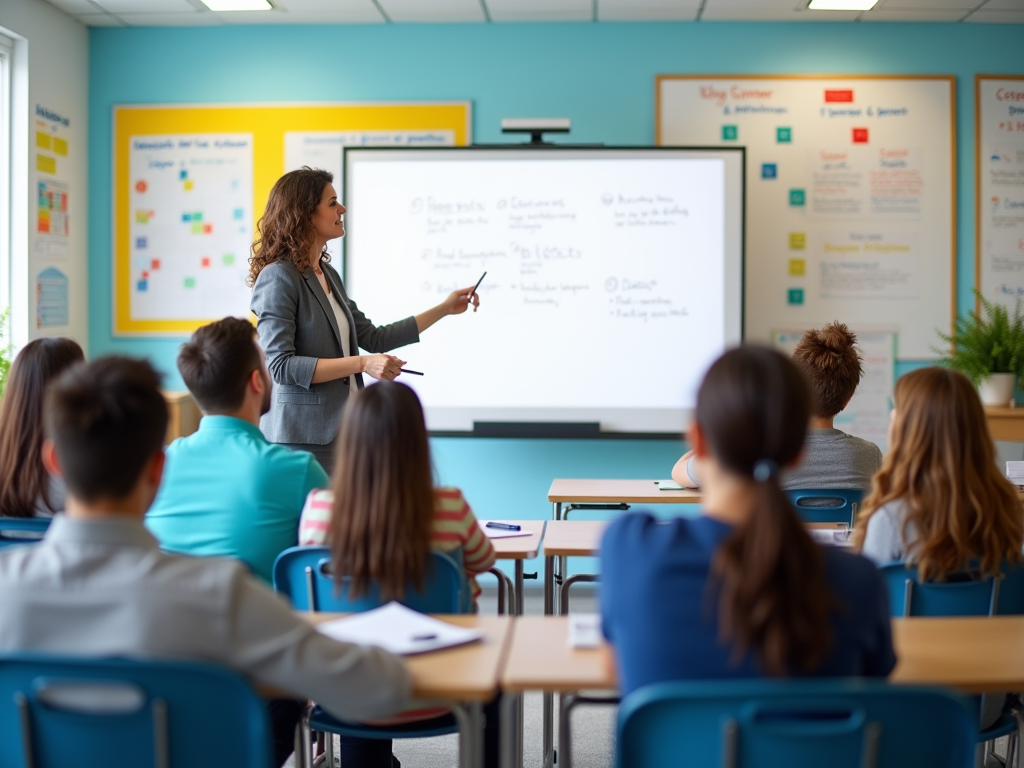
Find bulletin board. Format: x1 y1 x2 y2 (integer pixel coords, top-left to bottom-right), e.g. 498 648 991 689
112 102 472 336
657 75 955 360
976 75 1024 312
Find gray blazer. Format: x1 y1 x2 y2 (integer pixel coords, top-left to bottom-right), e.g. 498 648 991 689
250 258 419 445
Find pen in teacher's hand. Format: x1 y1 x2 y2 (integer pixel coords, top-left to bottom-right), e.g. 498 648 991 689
469 271 486 312
400 369 424 376
486 522 521 531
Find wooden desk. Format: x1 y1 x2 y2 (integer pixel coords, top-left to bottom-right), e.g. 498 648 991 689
306 613 512 768
986 406 1024 443
487 521 545 617
162 390 201 444
548 479 701 513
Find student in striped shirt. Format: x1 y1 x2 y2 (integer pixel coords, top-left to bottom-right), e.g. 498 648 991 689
297 381 498 768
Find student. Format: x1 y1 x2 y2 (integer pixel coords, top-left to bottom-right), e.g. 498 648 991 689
855 366 1023 572
146 317 328 583
673 322 882 491
0 337 84 519
0 356 411 768
297 380 497 768
602 345 895 697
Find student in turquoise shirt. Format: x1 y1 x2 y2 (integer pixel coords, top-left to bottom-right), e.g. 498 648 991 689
147 317 328 583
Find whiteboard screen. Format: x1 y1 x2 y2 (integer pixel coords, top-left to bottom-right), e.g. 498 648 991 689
342 147 744 435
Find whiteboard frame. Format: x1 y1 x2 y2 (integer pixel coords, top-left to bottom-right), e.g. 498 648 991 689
656 74 957 359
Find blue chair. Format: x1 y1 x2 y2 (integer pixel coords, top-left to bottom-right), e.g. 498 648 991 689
617 679 977 768
0 654 272 768
0 517 51 549
272 546 469 768
786 488 864 526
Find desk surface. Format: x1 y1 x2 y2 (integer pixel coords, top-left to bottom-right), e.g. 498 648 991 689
543 520 606 557
502 615 1024 695
548 479 702 504
306 614 512 702
487 521 545 560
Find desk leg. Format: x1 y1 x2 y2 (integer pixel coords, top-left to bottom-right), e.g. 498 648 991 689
553 501 562 521
514 560 524 616
452 702 484 768
499 692 523 768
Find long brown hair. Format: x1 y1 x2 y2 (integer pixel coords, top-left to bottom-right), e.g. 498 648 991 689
0 337 84 516
700 345 834 675
852 367 1023 581
328 382 435 601
247 166 333 287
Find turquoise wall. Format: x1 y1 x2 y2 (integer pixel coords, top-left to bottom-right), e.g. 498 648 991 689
88 23 1024 570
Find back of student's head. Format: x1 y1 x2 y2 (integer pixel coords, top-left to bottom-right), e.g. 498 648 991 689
855 366 1023 580
177 317 262 413
329 381 434 601
0 337 85 517
697 345 833 675
45 356 168 503
792 322 863 418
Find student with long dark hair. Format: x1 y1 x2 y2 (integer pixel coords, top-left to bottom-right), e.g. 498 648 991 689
601 346 895 695
0 337 84 518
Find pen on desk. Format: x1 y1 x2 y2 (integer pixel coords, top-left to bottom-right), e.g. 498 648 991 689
400 369 424 376
412 634 437 641
486 522 521 531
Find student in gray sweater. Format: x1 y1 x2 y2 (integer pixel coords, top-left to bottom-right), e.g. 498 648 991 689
674 323 882 492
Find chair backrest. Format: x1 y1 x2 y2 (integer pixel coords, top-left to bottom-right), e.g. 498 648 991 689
0 517 51 550
879 562 1000 617
618 679 976 768
273 546 466 614
0 654 272 768
785 489 864 526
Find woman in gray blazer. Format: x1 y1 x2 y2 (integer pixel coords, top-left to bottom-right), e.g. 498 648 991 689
249 167 478 473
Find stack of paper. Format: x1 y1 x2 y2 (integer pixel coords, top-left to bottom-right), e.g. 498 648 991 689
808 527 853 548
315 602 483 656
1007 462 1024 487
567 614 603 649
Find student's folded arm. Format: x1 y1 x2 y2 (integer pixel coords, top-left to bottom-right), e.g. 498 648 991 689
227 571 413 720
251 270 318 389
672 450 701 488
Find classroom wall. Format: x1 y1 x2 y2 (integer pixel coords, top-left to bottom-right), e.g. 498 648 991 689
87 22 1024 547
0 0 89 351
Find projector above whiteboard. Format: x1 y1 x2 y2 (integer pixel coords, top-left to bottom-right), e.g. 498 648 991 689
342 147 745 436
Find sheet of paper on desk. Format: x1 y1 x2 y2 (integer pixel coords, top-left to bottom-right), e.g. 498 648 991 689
808 528 853 548
655 480 686 491
568 614 603 649
315 602 483 655
479 521 532 539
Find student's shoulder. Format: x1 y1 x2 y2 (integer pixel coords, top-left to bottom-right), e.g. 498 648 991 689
836 431 884 458
822 546 885 596
601 510 698 554
433 486 468 509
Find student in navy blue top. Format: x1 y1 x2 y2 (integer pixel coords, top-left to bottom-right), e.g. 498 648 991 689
600 345 896 697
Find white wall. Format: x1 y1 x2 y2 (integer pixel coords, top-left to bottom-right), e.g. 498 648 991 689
0 0 87 351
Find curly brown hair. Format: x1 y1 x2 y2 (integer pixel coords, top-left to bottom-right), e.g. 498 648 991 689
791 322 862 419
247 166 333 287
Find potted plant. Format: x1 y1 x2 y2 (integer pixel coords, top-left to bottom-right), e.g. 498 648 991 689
937 291 1024 407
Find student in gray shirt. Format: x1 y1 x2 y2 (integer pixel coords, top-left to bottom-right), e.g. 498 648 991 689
673 323 882 492
0 356 412 768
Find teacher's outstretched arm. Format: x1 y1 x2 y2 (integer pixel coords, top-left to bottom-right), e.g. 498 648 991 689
414 284 481 334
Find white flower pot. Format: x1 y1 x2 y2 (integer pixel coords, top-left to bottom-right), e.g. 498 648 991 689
978 373 1017 407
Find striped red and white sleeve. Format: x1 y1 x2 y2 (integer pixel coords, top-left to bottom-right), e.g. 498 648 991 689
433 488 496 576
298 489 333 546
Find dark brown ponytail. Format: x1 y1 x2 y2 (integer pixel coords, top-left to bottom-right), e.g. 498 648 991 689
699 345 833 675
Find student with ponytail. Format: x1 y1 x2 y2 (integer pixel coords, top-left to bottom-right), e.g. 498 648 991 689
600 346 895 695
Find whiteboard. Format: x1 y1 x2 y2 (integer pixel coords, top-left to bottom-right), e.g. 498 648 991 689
976 75 1024 310
658 75 955 360
343 147 745 434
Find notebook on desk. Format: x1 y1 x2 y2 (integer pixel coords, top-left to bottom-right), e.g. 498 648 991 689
315 602 483 655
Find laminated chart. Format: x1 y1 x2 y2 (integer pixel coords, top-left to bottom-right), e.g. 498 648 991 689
128 134 253 324
657 75 954 359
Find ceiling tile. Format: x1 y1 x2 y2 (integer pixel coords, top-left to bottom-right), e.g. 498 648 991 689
95 0 197 11
74 12 128 24
701 0 861 21
43 0 102 14
965 7 1024 20
980 0 1024 9
377 0 486 22
116 11 226 23
861 8 968 19
876 0 974 7
598 0 701 21
486 0 592 22
217 7 384 21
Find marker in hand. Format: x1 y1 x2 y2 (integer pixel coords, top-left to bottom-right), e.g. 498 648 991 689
400 369 424 376
469 271 486 312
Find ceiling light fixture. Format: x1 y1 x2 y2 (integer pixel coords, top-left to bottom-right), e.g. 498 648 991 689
807 0 878 9
201 0 273 11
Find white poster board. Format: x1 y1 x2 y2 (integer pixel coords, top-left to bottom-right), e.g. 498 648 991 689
658 75 955 360
976 76 1024 310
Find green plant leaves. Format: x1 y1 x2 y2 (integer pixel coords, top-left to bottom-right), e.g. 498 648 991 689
935 291 1024 386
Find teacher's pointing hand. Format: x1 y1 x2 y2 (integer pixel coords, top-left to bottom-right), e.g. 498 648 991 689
362 354 407 381
414 285 481 333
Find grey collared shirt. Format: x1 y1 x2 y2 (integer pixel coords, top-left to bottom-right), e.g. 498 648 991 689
0 516 412 721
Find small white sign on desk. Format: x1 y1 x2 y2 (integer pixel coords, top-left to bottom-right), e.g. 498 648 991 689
316 602 483 656
568 614 603 649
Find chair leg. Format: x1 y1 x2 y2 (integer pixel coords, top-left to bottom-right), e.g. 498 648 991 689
297 703 314 768
325 733 336 768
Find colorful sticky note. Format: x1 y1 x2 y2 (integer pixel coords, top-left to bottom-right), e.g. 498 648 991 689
777 127 792 143
789 189 806 207
151 259 161 270
789 232 806 250
53 138 68 156
223 253 235 266
788 288 805 306
184 277 196 289
136 210 151 224
36 155 56 174
233 209 244 220
184 179 194 191
179 169 187 180
203 224 212 234
789 259 806 276
137 280 148 292
35 132 52 150
761 164 777 180
201 257 211 268
192 212 202 222
135 180 148 193
722 125 738 141
191 223 203 234
182 213 192 222
142 271 149 279
853 128 869 144
136 237 147 249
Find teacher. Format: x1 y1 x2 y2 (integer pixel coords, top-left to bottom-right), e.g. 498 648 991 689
249 166 479 473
